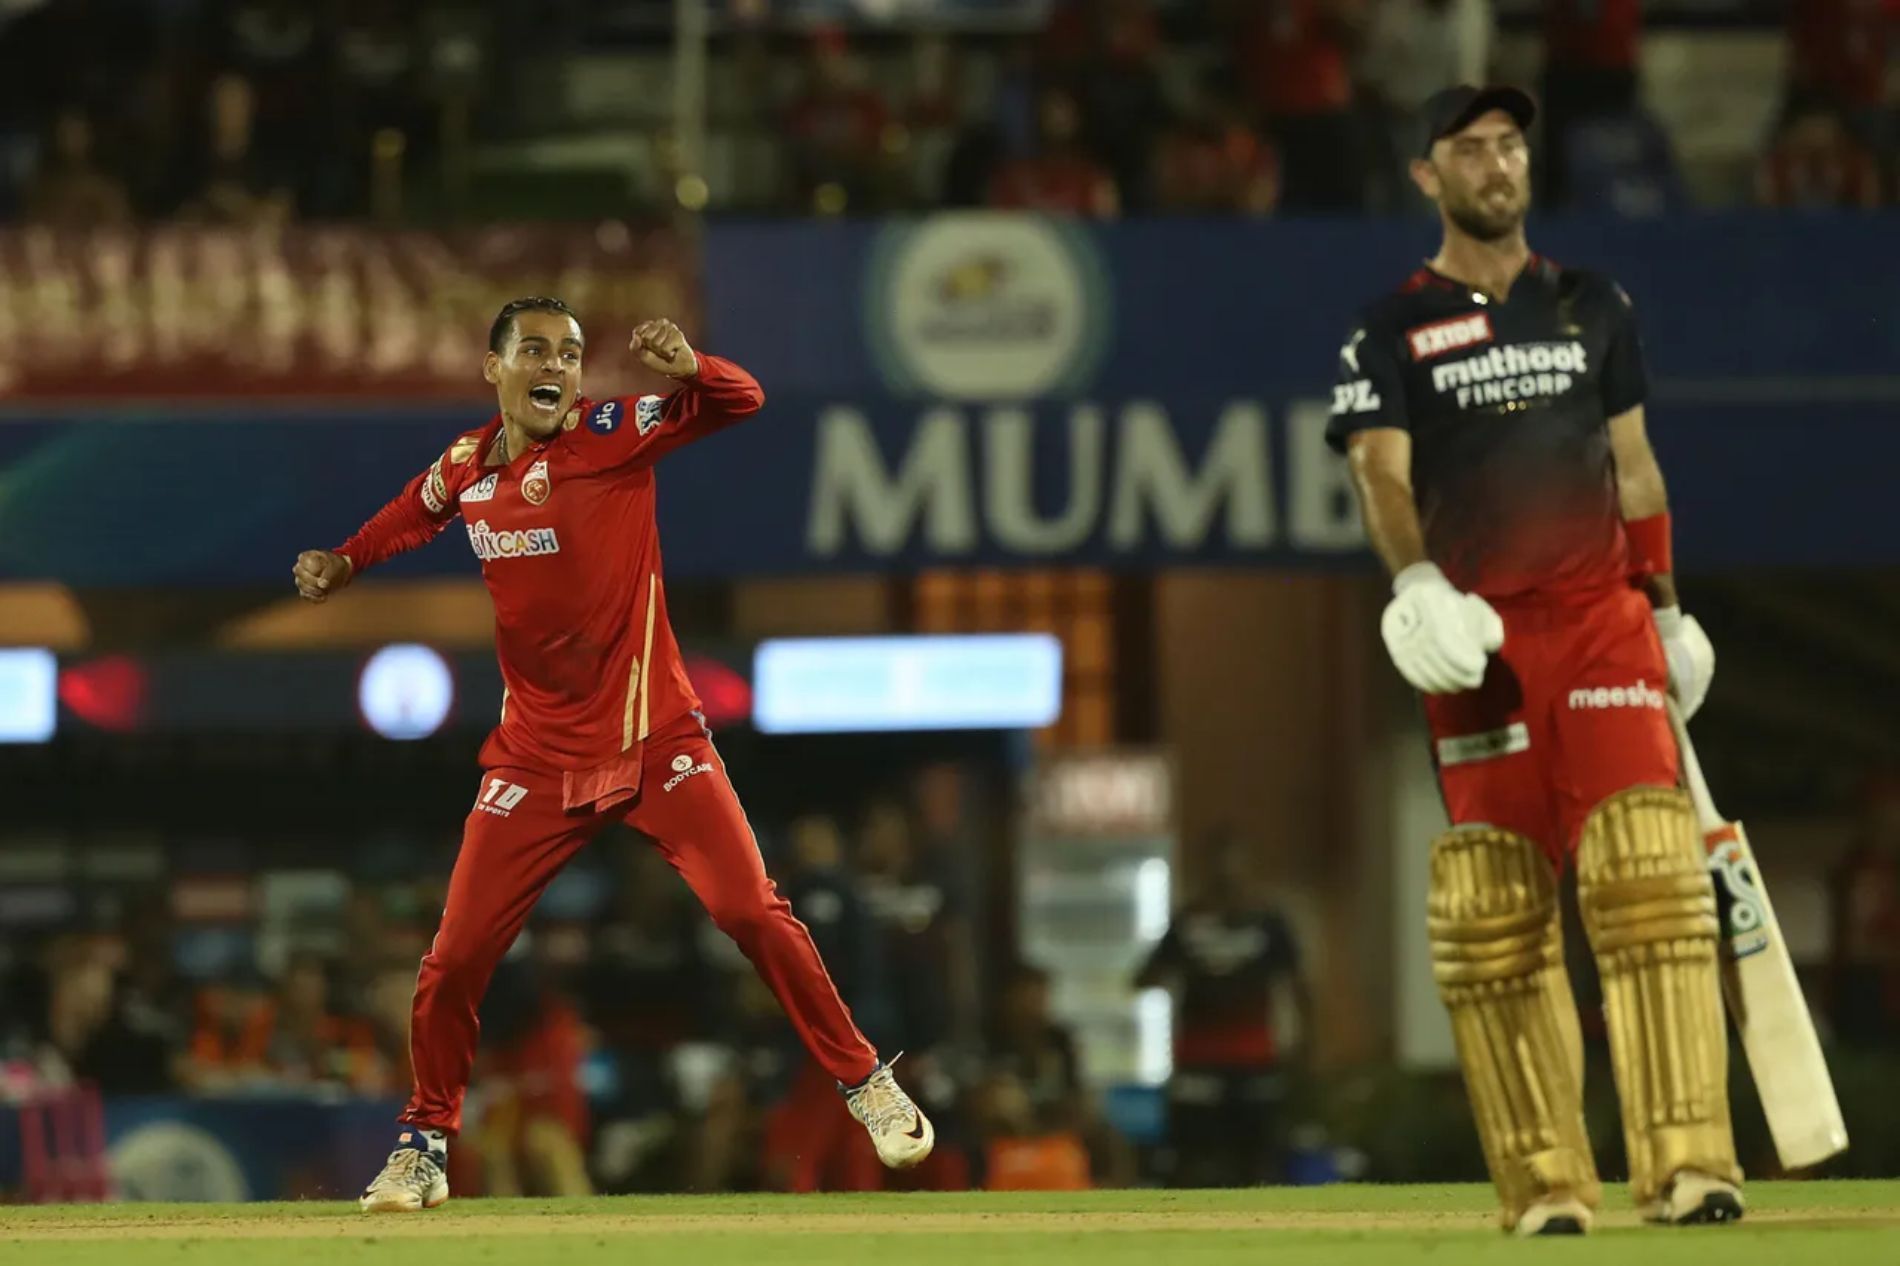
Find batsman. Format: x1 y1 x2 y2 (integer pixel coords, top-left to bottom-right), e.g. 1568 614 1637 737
1329 86 1742 1235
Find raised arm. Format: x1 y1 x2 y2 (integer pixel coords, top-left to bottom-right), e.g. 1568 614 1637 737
583 320 767 473
294 450 463 602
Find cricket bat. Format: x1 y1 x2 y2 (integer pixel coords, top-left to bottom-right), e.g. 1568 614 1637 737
1666 699 1849 1170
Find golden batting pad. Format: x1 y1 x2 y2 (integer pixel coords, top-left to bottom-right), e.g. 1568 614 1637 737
1578 786 1741 1204
1429 827 1601 1225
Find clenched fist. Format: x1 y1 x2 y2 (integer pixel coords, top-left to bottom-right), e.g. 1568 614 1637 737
630 318 699 379
1380 562 1505 695
293 549 354 603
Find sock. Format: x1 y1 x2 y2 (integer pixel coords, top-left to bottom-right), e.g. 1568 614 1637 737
399 1128 449 1157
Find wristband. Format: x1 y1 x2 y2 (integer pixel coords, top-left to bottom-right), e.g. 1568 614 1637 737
1624 512 1672 579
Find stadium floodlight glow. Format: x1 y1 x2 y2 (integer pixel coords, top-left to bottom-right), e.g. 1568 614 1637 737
0 647 57 743
752 634 1063 734
357 643 455 740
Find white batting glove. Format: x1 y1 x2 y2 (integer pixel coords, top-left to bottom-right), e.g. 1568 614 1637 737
1380 562 1505 695
1653 606 1714 719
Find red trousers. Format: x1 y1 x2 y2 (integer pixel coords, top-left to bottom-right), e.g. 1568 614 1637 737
401 711 879 1135
1423 586 1679 862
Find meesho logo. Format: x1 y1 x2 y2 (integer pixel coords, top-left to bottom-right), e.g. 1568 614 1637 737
465 520 560 561
1568 679 1666 711
1431 341 1589 408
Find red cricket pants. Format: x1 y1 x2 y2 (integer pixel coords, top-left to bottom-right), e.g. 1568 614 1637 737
1423 586 1680 863
401 711 879 1135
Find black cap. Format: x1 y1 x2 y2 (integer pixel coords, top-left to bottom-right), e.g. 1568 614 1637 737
1419 85 1537 156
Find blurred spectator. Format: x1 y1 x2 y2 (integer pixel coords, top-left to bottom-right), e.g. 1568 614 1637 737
1561 108 1688 216
185 953 377 1091
329 0 428 216
982 962 1135 1186
1355 0 1491 210
466 945 594 1198
1539 0 1642 208
858 797 980 1061
1786 0 1897 132
581 840 721 1190
1134 832 1313 1187
209 0 331 178
1758 107 1884 210
987 88 1120 217
785 26 893 215
180 74 295 226
1226 0 1371 212
24 109 132 228
1039 0 1167 210
1828 773 1900 1048
1151 82 1280 215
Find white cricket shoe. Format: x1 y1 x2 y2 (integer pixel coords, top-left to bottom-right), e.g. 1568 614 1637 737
359 1133 449 1212
1643 1169 1745 1226
843 1060 935 1169
1513 1194 1594 1237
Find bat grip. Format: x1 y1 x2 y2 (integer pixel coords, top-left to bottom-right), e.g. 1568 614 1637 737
1665 697 1724 831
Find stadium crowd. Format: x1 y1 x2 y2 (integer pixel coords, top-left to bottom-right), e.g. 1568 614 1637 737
0 0 1893 223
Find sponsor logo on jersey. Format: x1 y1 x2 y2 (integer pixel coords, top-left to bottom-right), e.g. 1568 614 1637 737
521 458 551 506
1567 678 1666 712
562 406 581 431
1407 312 1494 361
1430 340 1589 409
1331 379 1382 416
635 395 665 435
460 473 498 503
420 458 448 514
449 435 481 464
670 754 694 773
588 400 621 433
466 520 560 561
663 759 714 792
1435 722 1531 767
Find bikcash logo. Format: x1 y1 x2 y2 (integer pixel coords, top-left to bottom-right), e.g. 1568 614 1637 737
466 520 560 561
1568 678 1666 711
1430 341 1589 409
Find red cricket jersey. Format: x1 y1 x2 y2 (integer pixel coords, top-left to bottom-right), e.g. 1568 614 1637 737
335 355 765 812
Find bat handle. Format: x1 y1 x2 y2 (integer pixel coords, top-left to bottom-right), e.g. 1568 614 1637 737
1665 698 1724 831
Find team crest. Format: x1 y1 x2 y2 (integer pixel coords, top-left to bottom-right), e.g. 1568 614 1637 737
562 406 581 432
448 435 481 464
521 458 552 506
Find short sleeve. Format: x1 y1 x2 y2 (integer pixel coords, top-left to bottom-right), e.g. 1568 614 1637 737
1600 282 1648 417
1325 319 1409 453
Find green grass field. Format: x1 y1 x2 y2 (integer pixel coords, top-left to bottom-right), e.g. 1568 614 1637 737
4 1182 1898 1266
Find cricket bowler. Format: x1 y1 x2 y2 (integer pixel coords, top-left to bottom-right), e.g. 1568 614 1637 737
295 301 933 1211
1328 86 1741 1235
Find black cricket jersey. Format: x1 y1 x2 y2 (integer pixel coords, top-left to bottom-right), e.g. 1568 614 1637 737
1325 255 1648 602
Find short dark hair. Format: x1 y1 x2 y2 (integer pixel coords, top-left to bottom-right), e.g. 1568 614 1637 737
488 296 579 353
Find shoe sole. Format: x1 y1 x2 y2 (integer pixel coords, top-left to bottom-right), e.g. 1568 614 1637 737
881 1114 936 1170
360 1189 449 1213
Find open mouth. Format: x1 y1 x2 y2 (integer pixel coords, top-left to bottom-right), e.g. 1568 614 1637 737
528 384 563 415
